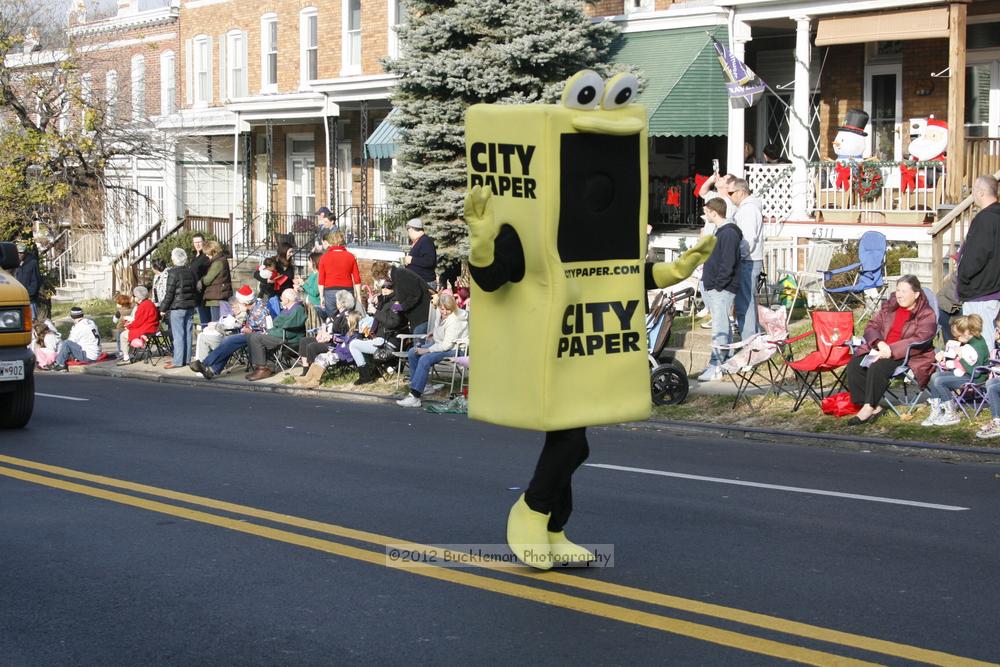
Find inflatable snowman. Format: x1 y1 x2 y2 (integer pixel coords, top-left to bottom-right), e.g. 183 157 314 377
831 108 868 190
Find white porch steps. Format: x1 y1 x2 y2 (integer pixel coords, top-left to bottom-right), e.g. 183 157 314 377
51 260 113 303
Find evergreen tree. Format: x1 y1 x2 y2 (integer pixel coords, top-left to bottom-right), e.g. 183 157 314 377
383 0 621 272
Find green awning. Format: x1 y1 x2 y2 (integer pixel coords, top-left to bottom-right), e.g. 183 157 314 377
364 109 400 159
613 27 730 137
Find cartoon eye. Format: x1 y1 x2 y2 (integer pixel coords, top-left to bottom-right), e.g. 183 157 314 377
561 70 604 110
602 73 639 110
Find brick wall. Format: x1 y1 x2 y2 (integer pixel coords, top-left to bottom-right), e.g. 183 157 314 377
584 1 624 17
72 21 180 121
180 0 392 109
817 44 864 160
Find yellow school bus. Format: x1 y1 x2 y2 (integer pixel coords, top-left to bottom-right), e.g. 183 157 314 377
0 241 33 428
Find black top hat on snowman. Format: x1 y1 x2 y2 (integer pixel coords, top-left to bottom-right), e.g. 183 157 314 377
836 109 869 136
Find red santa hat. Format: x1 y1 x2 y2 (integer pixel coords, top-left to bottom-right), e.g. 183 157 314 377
236 284 255 304
926 117 948 129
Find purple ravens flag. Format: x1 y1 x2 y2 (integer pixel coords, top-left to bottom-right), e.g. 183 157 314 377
710 36 766 109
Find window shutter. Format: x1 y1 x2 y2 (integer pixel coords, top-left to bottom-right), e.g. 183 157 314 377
205 35 214 104
218 34 227 101
184 39 193 105
241 31 249 97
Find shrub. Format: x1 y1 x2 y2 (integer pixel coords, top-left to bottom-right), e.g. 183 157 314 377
291 218 316 233
151 229 222 267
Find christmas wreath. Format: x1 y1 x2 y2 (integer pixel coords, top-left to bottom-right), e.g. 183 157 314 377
852 162 883 202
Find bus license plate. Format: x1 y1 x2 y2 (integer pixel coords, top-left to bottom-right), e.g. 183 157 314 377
0 360 25 381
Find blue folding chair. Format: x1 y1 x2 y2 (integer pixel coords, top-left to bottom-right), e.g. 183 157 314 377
823 230 888 318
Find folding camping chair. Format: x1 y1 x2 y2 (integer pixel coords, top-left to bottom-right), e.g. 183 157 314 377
718 305 791 408
783 310 854 412
823 230 888 318
774 241 838 324
882 288 939 418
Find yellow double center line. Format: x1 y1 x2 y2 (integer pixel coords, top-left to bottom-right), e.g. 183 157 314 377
0 454 992 667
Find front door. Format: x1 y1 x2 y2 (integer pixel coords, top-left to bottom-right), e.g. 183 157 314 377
864 64 903 160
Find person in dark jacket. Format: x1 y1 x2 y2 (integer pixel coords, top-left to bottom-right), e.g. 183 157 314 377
371 260 432 335
13 243 41 317
159 247 199 369
403 218 437 287
189 234 211 325
957 175 1000 354
697 197 742 382
845 275 937 425
198 240 233 321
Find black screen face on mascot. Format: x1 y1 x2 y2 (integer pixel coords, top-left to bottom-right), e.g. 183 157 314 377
557 132 641 263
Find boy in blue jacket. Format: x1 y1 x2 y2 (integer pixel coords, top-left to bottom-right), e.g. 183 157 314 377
697 197 743 382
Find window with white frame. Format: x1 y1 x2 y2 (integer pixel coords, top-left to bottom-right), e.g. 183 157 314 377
288 134 316 215
131 54 145 120
227 30 248 98
80 73 93 126
105 70 117 122
387 0 406 58
624 0 654 14
261 14 278 91
300 8 318 85
193 35 211 105
343 0 361 73
160 50 175 114
179 137 235 218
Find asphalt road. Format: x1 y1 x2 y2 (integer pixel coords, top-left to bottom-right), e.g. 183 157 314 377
2 373 999 666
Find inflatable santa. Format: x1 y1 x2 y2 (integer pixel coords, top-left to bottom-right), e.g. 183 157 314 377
902 117 947 190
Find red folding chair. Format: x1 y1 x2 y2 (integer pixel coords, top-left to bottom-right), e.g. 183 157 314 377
783 310 854 412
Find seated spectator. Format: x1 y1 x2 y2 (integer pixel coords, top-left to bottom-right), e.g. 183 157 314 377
118 286 161 365
844 275 936 424
922 315 990 427
344 281 406 386
112 292 134 358
295 290 356 374
190 285 270 379
976 320 1000 439
193 296 242 362
396 293 469 408
51 307 102 371
32 320 61 369
245 289 308 381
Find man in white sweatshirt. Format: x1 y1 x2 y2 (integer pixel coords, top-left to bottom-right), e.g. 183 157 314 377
52 306 101 371
729 178 764 342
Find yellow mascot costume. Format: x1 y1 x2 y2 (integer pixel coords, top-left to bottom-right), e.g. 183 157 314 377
465 71 715 570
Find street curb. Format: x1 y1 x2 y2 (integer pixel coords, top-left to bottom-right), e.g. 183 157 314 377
76 363 1000 460
632 418 1000 460
77 363 402 406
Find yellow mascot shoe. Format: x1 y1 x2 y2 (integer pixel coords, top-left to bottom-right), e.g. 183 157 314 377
506 494 553 570
548 531 596 566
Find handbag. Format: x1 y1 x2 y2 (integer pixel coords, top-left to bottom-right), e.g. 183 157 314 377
821 391 860 417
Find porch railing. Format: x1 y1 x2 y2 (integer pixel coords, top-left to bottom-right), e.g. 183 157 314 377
746 161 947 221
110 218 185 295
184 211 234 248
964 137 1000 196
44 230 106 287
335 205 407 247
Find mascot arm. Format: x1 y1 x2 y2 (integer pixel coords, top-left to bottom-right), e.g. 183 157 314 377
465 186 525 292
647 235 717 289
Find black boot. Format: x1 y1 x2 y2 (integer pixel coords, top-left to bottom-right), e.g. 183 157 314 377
354 364 376 386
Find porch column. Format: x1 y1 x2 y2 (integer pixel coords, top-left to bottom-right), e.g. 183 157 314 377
727 20 752 178
789 15 812 221
946 2 967 202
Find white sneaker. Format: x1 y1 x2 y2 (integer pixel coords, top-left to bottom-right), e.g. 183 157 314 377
976 418 1000 439
695 307 709 318
699 318 714 329
932 406 962 426
697 365 722 382
921 398 942 426
396 394 422 408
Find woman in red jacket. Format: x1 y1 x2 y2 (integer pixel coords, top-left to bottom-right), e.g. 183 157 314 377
118 285 161 365
845 275 937 424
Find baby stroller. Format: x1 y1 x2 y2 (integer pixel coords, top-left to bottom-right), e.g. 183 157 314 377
647 287 693 405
